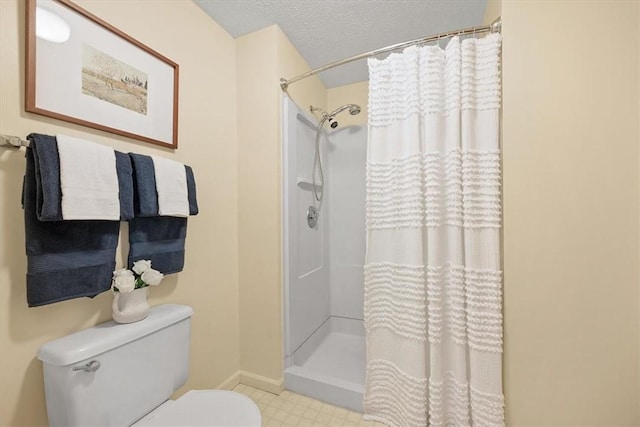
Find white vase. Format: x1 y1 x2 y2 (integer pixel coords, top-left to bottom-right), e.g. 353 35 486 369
112 287 150 324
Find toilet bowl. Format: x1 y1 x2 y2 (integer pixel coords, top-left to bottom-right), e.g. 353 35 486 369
37 304 261 426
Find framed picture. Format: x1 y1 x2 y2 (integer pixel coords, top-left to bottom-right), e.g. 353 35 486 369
26 0 179 148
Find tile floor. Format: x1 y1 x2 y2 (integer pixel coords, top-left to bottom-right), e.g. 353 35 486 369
233 384 386 427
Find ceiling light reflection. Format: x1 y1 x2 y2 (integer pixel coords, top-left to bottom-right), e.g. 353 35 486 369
36 7 70 43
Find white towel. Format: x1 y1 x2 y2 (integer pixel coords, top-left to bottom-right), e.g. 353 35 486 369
151 156 189 217
56 134 120 220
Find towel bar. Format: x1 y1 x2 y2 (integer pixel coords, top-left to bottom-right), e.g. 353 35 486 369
0 134 30 148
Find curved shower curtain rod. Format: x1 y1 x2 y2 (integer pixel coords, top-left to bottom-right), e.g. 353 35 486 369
280 17 502 91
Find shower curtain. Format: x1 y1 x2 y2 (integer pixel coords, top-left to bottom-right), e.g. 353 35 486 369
363 33 503 427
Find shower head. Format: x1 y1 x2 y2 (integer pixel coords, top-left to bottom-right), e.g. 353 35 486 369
328 103 361 118
310 103 361 129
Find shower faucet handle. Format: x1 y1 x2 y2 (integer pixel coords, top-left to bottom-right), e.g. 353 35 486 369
307 206 319 228
72 360 101 372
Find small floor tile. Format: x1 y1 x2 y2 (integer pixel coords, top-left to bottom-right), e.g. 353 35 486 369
232 384 384 427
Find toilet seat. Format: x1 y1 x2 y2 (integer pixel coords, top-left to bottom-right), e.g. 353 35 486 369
133 390 261 426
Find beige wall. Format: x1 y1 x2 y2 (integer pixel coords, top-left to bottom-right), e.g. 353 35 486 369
0 1 240 425
277 29 328 118
483 0 502 26
2 1 639 425
236 25 326 391
236 25 282 390
502 1 640 425
327 81 368 128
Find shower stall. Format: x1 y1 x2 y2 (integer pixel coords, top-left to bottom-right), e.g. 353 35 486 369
282 95 367 411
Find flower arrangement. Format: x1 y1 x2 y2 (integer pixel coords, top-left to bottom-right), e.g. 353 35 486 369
112 260 164 293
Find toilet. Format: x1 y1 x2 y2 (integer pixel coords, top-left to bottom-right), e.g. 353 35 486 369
37 304 261 426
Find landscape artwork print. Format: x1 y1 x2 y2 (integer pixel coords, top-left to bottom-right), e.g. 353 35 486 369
81 44 148 115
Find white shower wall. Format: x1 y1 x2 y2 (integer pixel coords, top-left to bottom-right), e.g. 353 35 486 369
327 126 367 320
282 99 330 362
282 96 367 411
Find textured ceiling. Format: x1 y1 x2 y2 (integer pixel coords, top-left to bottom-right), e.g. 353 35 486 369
193 0 488 88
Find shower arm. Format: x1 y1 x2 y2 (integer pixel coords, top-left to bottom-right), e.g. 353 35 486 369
310 106 330 123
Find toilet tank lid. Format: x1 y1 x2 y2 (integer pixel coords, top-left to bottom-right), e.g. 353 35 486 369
38 304 193 366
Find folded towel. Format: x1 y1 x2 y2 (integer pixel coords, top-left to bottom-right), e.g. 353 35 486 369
27 133 62 221
185 165 199 215
24 134 134 221
23 134 121 307
129 153 159 216
152 155 189 217
129 153 198 216
128 217 187 275
57 134 120 220
114 151 134 221
128 153 198 274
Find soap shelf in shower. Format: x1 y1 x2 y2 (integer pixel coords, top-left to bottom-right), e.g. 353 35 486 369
296 177 321 189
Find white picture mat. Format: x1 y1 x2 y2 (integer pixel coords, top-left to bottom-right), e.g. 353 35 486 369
35 0 175 145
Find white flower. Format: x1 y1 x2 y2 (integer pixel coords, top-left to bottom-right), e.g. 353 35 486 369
132 260 152 275
113 268 133 279
113 273 136 293
142 268 163 286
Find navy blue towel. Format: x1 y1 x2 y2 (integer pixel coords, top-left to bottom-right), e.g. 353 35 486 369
114 151 135 221
185 165 199 215
128 216 187 275
27 134 62 221
129 153 159 216
128 154 197 275
23 134 124 307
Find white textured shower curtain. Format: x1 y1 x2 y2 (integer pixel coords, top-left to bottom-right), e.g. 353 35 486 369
363 34 504 427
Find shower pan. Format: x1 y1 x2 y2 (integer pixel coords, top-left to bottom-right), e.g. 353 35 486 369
282 95 367 411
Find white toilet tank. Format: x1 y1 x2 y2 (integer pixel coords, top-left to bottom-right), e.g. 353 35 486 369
38 304 194 427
